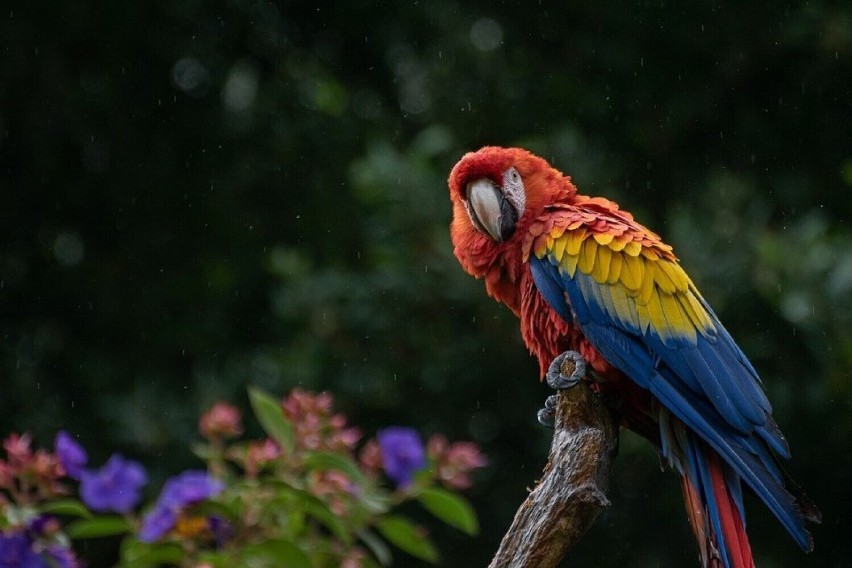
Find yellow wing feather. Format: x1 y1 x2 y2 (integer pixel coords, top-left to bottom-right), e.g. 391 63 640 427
577 238 598 274
623 241 642 257
645 289 671 339
609 279 639 327
621 254 644 292
593 232 614 246
594 245 612 282
610 235 629 252
536 226 715 344
639 267 656 305
565 229 587 256
552 234 567 261
606 252 623 284
562 250 580 277
651 262 678 294
660 292 697 344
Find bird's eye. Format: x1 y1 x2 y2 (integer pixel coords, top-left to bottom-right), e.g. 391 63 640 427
510 169 520 183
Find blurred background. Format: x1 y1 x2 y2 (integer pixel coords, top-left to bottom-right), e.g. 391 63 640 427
1 1 850 566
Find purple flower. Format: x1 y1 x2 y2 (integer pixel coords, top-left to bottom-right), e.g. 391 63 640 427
0 532 47 568
208 515 234 548
79 454 147 513
377 427 426 488
44 546 79 568
27 516 60 538
54 431 87 480
159 470 224 509
0 530 78 568
139 506 177 543
138 470 224 543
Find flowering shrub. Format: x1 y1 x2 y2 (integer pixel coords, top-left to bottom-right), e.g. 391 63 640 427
0 388 487 567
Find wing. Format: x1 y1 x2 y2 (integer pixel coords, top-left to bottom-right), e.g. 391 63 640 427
525 202 812 550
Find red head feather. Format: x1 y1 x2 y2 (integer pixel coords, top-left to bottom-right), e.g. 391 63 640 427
447 146 580 310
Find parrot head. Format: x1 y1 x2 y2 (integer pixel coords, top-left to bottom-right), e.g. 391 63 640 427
447 146 578 285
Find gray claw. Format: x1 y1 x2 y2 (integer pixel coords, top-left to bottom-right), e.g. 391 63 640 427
537 395 560 428
546 350 587 391
537 407 555 428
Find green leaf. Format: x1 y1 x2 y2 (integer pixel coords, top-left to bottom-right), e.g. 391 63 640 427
262 481 351 544
357 528 392 567
119 538 183 567
191 442 219 461
302 451 366 485
359 488 393 515
248 387 295 454
66 516 132 539
360 557 385 568
303 495 352 544
195 551 232 568
38 499 93 519
417 487 479 535
376 516 439 564
240 538 313 568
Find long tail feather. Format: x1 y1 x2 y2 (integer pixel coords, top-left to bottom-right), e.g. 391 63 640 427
681 475 720 567
707 452 754 568
660 409 756 568
681 435 755 568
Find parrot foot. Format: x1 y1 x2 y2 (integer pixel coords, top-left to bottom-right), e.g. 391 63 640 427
537 395 559 428
546 350 587 391
538 351 588 428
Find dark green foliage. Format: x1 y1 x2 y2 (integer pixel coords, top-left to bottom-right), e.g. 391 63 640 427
1 2 850 566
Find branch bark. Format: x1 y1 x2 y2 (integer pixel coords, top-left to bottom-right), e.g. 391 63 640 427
488 358 619 568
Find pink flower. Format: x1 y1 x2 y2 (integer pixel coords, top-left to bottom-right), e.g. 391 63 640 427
358 439 382 476
244 439 281 478
30 450 61 481
428 435 488 490
426 434 449 459
340 547 368 568
0 462 12 489
281 389 361 454
308 470 354 516
1 433 65 499
199 402 243 441
3 433 33 467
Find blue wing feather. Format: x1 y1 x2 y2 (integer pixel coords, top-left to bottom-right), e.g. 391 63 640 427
529 256 573 323
527 255 810 550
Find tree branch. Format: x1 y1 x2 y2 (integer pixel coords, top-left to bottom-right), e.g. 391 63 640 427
488 358 619 568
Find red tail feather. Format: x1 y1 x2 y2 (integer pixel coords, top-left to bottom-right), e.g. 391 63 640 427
681 475 719 567
682 454 755 568
707 453 754 568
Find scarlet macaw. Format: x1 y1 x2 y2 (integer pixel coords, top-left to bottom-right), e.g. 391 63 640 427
447 146 819 568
